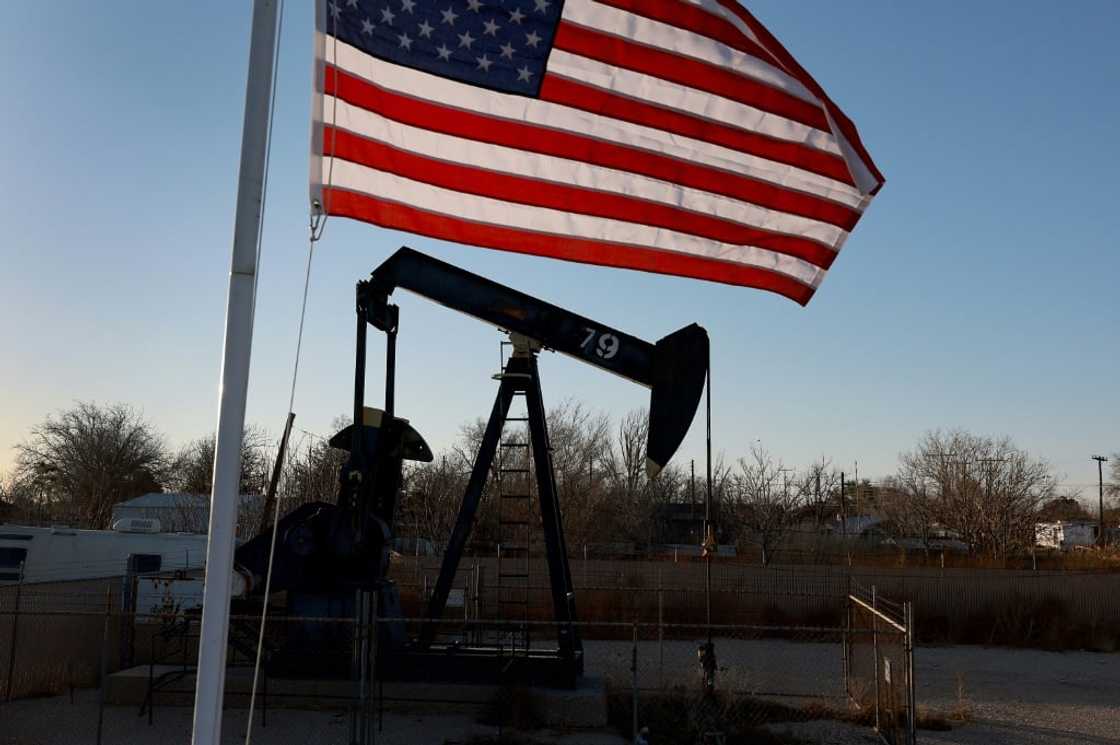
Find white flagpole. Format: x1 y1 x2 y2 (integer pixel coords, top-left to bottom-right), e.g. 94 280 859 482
191 1 281 743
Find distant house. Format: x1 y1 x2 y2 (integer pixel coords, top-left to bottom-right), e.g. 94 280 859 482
828 515 885 540
1036 520 1099 550
111 492 264 537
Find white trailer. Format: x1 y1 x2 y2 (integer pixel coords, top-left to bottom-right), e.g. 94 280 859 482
0 519 209 585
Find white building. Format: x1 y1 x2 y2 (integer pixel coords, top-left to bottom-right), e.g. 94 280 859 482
111 492 263 536
1035 520 1099 550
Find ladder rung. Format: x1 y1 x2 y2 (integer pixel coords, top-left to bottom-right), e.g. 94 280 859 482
498 572 529 579
505 417 529 422
501 441 529 447
500 493 531 499
500 467 530 473
499 521 531 528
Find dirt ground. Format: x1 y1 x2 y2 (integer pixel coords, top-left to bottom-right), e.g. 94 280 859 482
1 640 1116 744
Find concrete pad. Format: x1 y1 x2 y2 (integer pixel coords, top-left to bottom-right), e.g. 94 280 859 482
105 667 608 727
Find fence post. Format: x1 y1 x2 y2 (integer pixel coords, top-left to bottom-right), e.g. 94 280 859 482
97 586 112 745
3 561 24 703
906 601 917 745
583 544 588 589
871 585 880 733
631 621 639 742
657 568 664 690
842 590 850 699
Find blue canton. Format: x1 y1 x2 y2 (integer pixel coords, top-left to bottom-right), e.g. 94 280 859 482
328 0 564 96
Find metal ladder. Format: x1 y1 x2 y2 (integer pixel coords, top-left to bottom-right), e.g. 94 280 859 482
494 341 533 650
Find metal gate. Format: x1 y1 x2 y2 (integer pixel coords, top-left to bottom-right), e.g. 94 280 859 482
845 583 917 745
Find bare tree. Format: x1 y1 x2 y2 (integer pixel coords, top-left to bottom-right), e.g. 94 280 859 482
878 474 941 555
603 409 656 546
730 445 800 566
13 402 168 528
400 455 467 552
277 423 349 511
895 430 1054 557
168 425 271 497
798 457 842 531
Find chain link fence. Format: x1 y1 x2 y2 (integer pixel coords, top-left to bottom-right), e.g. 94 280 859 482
845 583 916 745
2 571 921 745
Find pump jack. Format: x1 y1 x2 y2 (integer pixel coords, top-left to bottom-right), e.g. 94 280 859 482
234 247 709 686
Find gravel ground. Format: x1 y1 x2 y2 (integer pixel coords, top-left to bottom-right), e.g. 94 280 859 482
2 642 1116 744
0 689 627 745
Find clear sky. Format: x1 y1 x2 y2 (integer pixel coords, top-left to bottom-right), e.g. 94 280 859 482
0 1 1116 496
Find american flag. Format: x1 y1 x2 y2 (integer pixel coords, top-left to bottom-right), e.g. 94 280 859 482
311 0 883 305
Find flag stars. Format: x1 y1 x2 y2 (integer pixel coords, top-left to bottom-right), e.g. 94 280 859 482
435 43 453 61
534 0 551 12
499 41 516 59
441 6 458 25
466 0 483 11
517 65 534 82
346 0 358 7
398 32 413 50
417 19 434 38
525 30 541 48
508 7 525 24
476 54 493 72
400 0 416 13
458 30 476 48
361 17 375 34
380 6 396 23
328 1 341 20
482 18 501 36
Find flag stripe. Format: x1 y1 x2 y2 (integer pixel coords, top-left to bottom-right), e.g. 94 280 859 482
539 72 854 185
322 186 817 305
595 0 775 63
553 21 829 134
325 95 848 246
324 125 838 268
546 49 842 156
321 158 825 288
561 0 817 107
710 0 885 189
327 43 864 208
594 0 777 66
324 61 864 227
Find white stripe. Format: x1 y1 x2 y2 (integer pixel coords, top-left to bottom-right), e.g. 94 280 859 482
561 0 818 105
328 40 865 210
324 158 825 288
327 95 848 247
546 50 843 156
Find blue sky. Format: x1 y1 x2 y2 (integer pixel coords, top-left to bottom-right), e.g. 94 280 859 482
0 1 1116 496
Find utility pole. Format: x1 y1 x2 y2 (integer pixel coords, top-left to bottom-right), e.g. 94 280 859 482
854 460 859 517
1093 456 1109 547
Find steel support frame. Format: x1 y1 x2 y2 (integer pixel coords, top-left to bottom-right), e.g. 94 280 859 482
420 353 580 662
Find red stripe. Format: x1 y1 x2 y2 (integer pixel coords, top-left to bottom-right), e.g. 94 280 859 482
324 66 860 230
712 0 885 191
552 21 830 133
540 74 854 186
322 187 816 305
324 126 837 268
594 0 780 69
